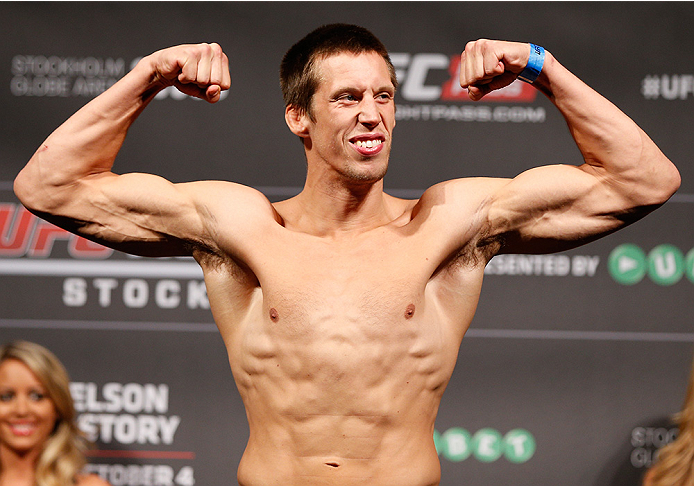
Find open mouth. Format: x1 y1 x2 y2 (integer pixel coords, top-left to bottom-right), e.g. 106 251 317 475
350 136 385 155
9 422 37 436
353 139 382 149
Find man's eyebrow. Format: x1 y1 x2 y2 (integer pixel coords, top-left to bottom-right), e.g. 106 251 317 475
330 85 395 95
331 86 357 94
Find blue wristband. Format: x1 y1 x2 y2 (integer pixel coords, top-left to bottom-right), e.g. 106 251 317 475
517 44 545 84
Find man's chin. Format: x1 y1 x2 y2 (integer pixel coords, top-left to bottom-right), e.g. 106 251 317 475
346 156 389 183
344 166 388 185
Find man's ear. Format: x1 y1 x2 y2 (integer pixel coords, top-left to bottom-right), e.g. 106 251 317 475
285 105 310 138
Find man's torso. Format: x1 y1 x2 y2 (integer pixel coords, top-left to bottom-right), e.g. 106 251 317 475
192 184 496 485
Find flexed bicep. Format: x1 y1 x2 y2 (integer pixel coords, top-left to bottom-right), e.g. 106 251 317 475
487 164 652 255
458 38 678 256
25 171 209 257
14 42 234 256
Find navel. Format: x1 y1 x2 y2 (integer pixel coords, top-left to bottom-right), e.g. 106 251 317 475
269 307 279 322
404 304 415 319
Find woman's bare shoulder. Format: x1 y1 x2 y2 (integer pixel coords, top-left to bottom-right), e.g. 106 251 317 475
76 473 112 486
641 467 655 486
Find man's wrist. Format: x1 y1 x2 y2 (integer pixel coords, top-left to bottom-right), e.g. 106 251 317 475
132 54 173 100
517 44 545 84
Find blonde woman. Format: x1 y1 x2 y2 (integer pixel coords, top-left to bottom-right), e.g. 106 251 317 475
643 354 694 486
0 340 109 486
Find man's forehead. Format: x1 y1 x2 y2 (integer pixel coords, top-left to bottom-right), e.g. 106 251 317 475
314 52 393 88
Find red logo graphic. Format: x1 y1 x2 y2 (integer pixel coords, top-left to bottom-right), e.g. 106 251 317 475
0 203 112 259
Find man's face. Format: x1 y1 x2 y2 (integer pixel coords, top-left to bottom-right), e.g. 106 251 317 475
304 51 396 184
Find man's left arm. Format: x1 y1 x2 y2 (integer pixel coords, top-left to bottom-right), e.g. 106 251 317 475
459 40 681 254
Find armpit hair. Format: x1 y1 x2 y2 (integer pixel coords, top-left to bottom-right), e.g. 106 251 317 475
190 242 258 286
439 220 505 274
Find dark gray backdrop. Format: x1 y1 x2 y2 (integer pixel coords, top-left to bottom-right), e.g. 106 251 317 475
1 2 693 485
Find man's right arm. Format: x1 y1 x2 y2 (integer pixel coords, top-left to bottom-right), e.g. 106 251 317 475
13 44 233 256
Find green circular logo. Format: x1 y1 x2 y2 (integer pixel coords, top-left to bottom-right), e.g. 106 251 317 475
648 244 684 286
440 427 471 462
686 248 694 284
503 429 536 463
472 428 503 462
608 244 647 285
433 429 442 454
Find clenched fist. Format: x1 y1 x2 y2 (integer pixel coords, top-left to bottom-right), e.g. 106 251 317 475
142 43 232 103
459 39 533 101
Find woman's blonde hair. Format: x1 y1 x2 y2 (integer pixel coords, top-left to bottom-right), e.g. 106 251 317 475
0 340 89 486
647 353 694 486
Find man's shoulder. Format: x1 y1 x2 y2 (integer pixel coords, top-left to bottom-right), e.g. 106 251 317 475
390 177 509 258
186 180 279 221
426 176 509 194
186 180 272 202
415 177 510 215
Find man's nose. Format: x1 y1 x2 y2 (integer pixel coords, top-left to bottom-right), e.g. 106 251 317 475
358 96 380 127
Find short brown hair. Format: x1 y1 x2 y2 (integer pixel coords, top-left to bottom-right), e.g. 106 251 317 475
280 24 398 119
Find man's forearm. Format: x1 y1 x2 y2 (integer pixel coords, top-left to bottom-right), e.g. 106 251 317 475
534 51 680 205
14 43 230 213
16 56 162 196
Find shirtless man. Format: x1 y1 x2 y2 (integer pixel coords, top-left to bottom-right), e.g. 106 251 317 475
13 24 680 486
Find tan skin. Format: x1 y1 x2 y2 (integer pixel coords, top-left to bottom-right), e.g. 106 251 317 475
0 359 109 486
14 40 680 485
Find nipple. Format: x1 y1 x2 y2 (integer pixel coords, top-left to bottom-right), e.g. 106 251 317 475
404 304 415 319
269 308 279 322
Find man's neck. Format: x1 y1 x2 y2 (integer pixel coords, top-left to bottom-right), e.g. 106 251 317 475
279 177 401 238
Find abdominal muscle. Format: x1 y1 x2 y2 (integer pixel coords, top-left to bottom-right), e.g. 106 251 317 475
236 378 444 486
221 284 464 486
238 412 441 486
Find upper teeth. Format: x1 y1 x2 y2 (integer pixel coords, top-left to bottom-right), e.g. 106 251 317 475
355 140 382 148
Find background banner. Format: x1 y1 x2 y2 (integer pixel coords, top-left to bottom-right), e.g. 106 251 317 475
1 2 693 485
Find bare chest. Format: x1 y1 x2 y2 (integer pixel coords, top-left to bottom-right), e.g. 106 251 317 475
228 233 458 398
256 230 434 330
205 222 482 415
206 223 481 339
